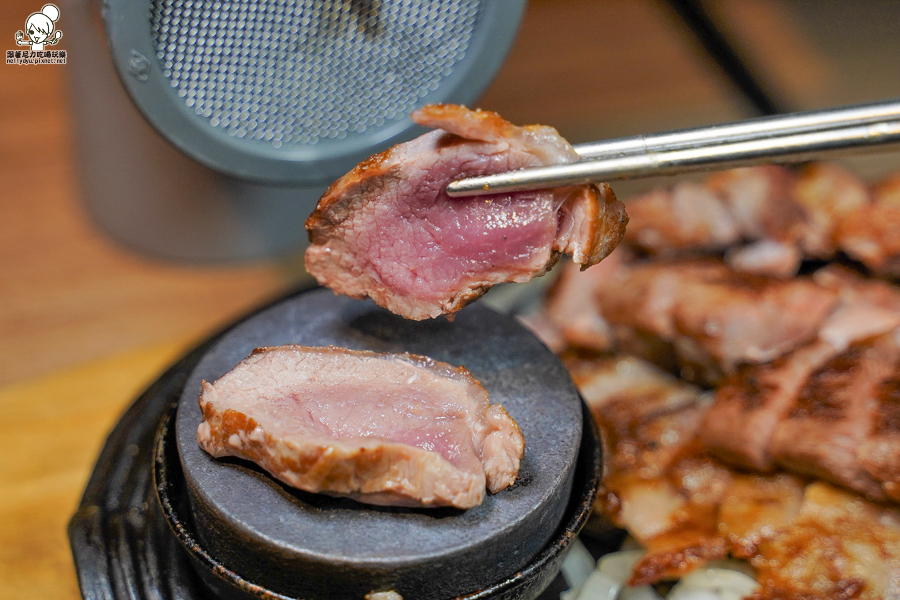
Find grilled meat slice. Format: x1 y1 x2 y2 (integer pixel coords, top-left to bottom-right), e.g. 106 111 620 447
570 355 712 480
624 182 739 254
570 356 728 584
858 373 900 502
769 335 900 500
724 239 803 279
544 248 633 352
793 162 870 258
305 104 627 321
707 165 804 243
718 473 805 558
839 175 900 277
749 482 900 600
595 259 838 383
701 341 839 472
702 275 900 473
197 346 524 509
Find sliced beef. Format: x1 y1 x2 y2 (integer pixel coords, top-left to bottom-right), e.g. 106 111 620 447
706 165 804 243
769 335 900 500
701 276 900 472
724 239 802 279
670 265 837 379
197 346 524 509
305 104 628 321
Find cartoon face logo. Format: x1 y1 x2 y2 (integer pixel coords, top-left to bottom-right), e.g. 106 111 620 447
16 4 62 51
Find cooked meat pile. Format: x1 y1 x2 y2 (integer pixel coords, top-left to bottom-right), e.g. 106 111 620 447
530 163 900 599
570 355 900 600
305 104 627 320
197 346 524 509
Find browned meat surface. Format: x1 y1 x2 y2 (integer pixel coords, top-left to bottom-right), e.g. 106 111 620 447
718 473 805 558
624 182 739 254
569 356 731 583
701 274 900 472
543 248 633 352
573 353 900 594
724 238 803 278
305 104 627 321
197 346 524 509
706 166 804 243
595 259 838 383
770 335 900 500
749 483 900 600
670 265 837 379
839 176 900 277
859 372 900 502
793 162 870 257
701 341 839 472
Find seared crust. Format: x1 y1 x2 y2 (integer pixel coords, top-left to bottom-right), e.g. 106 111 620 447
304 104 627 320
197 345 524 509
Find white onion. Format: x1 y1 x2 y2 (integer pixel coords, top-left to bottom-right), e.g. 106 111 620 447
574 570 622 600
667 564 759 600
561 539 598 590
559 543 757 600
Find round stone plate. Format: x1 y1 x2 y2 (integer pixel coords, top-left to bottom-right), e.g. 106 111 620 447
175 289 583 600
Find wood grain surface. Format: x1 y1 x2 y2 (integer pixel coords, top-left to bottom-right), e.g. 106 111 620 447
0 0 880 598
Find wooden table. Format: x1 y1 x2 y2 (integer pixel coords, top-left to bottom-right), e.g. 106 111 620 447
0 0 864 597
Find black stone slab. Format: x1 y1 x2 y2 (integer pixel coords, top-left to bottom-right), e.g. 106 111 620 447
175 289 583 600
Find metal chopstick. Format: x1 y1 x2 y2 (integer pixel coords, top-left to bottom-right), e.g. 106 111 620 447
446 102 900 198
573 98 900 159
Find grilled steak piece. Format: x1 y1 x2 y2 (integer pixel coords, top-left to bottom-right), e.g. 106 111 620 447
724 239 802 279
197 346 524 509
769 334 900 500
702 275 900 472
706 166 803 243
305 104 628 321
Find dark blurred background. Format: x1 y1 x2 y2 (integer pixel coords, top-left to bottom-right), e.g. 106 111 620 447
2 1 900 597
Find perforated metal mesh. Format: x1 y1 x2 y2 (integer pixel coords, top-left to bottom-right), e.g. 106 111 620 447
150 0 483 147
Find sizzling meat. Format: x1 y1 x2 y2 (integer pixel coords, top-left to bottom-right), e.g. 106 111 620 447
769 334 900 500
701 341 839 472
793 163 870 258
197 346 524 509
701 276 900 472
839 176 900 277
858 373 900 502
594 259 838 383
750 482 900 600
575 353 900 596
624 182 739 254
305 104 628 320
543 248 633 352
